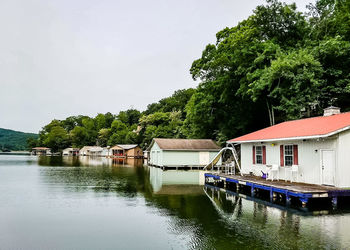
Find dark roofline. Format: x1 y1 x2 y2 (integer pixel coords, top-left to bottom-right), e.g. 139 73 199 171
147 138 221 151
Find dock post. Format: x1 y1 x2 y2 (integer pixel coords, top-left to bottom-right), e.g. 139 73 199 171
251 185 255 197
331 197 338 209
299 198 308 208
286 193 291 206
269 189 273 202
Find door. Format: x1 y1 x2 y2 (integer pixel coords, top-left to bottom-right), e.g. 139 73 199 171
321 150 335 186
199 152 210 165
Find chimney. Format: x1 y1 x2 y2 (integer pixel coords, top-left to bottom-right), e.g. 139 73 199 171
323 106 340 116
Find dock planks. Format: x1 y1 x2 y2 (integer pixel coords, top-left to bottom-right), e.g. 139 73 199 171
205 173 350 207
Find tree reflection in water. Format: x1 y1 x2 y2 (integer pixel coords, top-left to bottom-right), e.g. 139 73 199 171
35 156 350 249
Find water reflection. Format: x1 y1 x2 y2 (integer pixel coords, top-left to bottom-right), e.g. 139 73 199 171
149 167 204 194
37 156 147 198
204 184 350 249
1 155 350 249
38 156 144 167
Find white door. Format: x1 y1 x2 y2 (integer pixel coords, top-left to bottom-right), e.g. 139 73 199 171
199 152 210 165
321 150 335 186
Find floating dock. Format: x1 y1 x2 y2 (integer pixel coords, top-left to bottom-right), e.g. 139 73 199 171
148 164 229 171
205 173 350 208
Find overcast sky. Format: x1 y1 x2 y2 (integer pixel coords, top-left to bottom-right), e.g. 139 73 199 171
0 0 314 133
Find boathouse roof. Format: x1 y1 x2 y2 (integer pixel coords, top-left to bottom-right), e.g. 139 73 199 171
228 112 350 143
111 144 139 150
80 146 103 151
32 147 50 150
149 138 221 151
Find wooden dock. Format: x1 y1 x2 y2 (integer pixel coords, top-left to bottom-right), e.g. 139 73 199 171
205 173 350 208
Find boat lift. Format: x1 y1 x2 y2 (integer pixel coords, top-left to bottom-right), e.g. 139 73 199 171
204 143 242 176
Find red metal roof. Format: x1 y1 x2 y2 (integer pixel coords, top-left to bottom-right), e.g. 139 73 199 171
228 112 350 143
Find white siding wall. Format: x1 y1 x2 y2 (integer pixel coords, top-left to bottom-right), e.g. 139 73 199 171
149 141 221 167
241 137 339 186
149 142 163 166
337 130 350 187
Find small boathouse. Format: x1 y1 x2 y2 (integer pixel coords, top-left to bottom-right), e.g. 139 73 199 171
147 138 221 169
31 147 51 155
110 144 143 158
227 107 350 188
62 148 80 156
79 146 103 156
205 107 350 208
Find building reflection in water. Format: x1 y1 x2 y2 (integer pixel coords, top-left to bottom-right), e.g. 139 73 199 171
37 156 145 168
204 184 350 249
33 155 350 249
149 166 205 194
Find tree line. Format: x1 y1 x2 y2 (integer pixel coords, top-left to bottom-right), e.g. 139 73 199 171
0 128 38 151
28 89 195 152
29 0 350 152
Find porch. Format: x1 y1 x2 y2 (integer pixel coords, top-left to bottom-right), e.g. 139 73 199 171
111 149 126 158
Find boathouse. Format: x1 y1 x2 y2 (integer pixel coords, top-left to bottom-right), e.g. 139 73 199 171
147 138 221 169
31 147 51 155
101 147 111 157
62 148 80 156
110 144 143 158
228 107 350 188
79 146 103 156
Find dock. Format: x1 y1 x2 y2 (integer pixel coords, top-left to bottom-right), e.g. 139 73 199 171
148 164 230 171
205 173 350 208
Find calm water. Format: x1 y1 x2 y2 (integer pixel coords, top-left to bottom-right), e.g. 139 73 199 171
1 155 350 249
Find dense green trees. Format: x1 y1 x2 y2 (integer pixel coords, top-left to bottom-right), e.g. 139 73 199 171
185 0 350 142
0 128 38 151
34 89 195 152
33 0 350 152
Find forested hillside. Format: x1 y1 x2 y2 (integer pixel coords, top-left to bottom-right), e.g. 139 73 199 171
33 0 350 152
0 128 38 151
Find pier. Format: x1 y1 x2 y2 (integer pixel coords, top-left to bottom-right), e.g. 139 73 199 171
205 173 350 208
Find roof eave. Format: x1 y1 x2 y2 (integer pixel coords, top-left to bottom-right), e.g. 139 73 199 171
160 148 221 151
227 125 350 144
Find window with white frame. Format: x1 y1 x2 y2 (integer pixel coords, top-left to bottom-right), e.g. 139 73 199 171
284 145 293 166
255 146 263 164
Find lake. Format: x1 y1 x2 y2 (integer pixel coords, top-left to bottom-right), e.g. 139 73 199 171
0 155 350 249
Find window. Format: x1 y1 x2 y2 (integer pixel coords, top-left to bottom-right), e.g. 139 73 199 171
256 146 263 164
284 145 293 166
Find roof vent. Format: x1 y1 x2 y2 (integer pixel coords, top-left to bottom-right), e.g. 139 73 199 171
323 106 340 116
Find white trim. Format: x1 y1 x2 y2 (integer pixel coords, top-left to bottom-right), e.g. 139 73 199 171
284 144 294 166
320 149 336 186
255 145 263 165
159 149 221 151
228 125 350 144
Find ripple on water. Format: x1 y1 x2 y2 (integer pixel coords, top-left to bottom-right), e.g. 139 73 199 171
1 155 350 250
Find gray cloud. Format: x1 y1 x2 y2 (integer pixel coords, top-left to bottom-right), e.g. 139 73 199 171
0 0 314 132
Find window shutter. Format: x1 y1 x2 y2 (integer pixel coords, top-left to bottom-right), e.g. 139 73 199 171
280 145 284 166
252 146 256 164
293 145 298 165
262 146 266 164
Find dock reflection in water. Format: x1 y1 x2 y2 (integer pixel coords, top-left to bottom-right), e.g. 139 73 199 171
1 155 350 249
204 184 350 249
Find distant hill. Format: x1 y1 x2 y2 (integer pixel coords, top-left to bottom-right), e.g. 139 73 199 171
0 128 38 151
